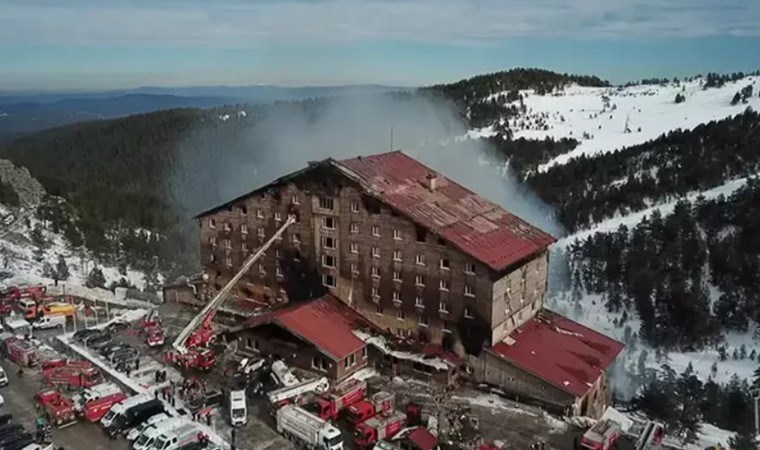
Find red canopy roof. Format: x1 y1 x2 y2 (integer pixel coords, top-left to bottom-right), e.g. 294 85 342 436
489 310 624 398
336 151 555 272
242 295 366 361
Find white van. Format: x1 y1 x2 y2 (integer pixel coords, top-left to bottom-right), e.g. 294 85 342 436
229 389 247 427
150 423 200 450
127 412 172 441
32 315 66 330
73 382 121 411
133 417 186 450
100 394 150 428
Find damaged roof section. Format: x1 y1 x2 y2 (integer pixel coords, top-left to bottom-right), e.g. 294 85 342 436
489 309 624 398
334 151 556 272
237 294 367 361
196 150 556 273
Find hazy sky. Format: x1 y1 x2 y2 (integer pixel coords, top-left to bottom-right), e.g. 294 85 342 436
1 0 758 91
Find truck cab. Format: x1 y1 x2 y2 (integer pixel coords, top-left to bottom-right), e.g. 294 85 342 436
319 425 343 450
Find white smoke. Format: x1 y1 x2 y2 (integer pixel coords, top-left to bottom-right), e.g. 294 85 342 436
169 92 563 239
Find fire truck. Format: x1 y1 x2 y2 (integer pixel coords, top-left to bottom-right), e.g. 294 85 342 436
35 389 76 427
43 360 102 390
345 391 394 427
268 377 331 414
354 411 406 449
1 335 38 367
167 215 296 371
580 419 621 450
307 379 367 421
82 392 128 423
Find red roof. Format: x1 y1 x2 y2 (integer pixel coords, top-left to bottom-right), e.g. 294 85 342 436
242 295 366 361
336 151 555 272
407 427 438 450
489 310 624 398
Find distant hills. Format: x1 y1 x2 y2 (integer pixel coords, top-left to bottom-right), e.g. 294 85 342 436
0 84 406 141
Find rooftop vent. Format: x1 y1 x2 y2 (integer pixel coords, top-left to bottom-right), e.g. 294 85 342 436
426 173 439 191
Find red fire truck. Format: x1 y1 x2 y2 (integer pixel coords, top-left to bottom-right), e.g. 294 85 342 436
82 392 128 423
354 411 406 449
2 335 38 367
35 389 77 427
308 379 366 421
43 361 102 390
580 419 622 450
345 391 395 427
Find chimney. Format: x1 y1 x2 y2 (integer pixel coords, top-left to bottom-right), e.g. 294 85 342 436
426 173 438 191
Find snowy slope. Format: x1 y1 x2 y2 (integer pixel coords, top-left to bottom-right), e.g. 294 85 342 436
466 76 760 172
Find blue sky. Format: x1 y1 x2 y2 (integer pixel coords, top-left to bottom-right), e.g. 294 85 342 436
0 0 758 91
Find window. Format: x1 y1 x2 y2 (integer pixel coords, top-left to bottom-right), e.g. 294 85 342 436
371 287 379 298
415 296 424 308
371 225 380 237
256 209 264 219
322 217 335 229
437 238 446 246
442 321 451 333
351 202 359 213
439 301 449 313
419 315 428 326
274 212 281 222
371 246 380 258
312 356 323 370
319 197 334 210
393 229 402 240
440 258 450 270
371 267 380 278
396 310 405 321
276 265 283 277
292 233 301 244
351 263 359 274
415 226 427 243
209 254 215 262
322 237 335 249
275 249 281 258
225 257 232 267
415 275 425 286
349 222 359 233
241 243 248 252
291 195 299 205
392 291 401 302
209 219 216 229
241 224 248 235
415 254 426 266
368 202 381 214
258 264 266 276
393 271 401 282
322 274 336 288
464 284 475 297
224 239 231 249
209 236 217 246
393 250 402 262
464 307 474 318
240 206 248 215
322 255 335 268
439 280 449 291
257 227 265 237
224 222 232 231
350 243 359 254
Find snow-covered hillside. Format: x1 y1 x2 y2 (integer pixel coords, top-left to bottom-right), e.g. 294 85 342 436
468 76 759 172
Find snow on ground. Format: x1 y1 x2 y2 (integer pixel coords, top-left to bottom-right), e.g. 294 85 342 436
554 176 751 248
465 76 760 171
0 213 147 291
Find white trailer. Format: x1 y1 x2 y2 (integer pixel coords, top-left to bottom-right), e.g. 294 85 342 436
268 377 330 406
276 404 343 450
270 360 299 387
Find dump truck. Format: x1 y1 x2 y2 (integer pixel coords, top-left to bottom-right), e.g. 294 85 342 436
345 391 394 427
42 361 102 389
308 379 367 421
354 411 406 449
276 404 343 450
35 389 76 427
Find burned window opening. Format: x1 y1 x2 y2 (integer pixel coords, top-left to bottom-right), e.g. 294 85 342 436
415 226 427 243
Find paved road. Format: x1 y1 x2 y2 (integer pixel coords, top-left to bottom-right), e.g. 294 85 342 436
0 357 130 450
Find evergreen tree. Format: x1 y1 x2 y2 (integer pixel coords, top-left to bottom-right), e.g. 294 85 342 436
731 92 742 105
674 93 686 104
55 254 70 281
730 427 759 450
86 266 107 289
30 224 46 248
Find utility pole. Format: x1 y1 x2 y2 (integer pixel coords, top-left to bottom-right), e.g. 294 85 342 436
390 127 394 151
753 388 760 438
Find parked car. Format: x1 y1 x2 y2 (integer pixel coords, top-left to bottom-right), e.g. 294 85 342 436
73 329 100 343
105 321 129 334
86 335 113 350
81 330 107 345
99 343 131 358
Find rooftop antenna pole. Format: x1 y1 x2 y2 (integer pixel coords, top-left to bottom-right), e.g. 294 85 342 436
390 127 394 151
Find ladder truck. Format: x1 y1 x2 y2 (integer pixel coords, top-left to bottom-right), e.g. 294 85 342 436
167 215 296 371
